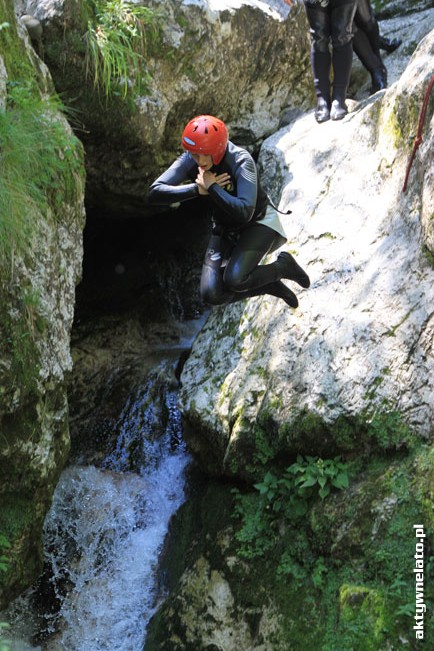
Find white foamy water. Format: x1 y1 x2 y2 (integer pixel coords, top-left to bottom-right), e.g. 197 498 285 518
4 375 191 651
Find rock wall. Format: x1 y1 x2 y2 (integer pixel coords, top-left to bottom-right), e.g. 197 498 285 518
20 0 312 214
0 0 85 607
144 446 434 650
179 20 434 480
145 20 434 651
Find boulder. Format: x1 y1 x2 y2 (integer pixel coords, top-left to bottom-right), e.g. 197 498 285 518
179 21 434 480
21 0 313 214
0 0 85 606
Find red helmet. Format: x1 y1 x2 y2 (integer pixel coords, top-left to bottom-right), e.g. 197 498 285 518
182 115 228 165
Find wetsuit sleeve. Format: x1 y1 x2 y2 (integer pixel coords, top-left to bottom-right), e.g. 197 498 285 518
207 152 257 223
147 153 199 205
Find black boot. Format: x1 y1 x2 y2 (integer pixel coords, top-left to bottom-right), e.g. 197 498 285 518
370 67 387 94
276 252 310 288
227 281 299 309
379 35 402 53
264 281 299 308
315 97 330 123
330 99 348 121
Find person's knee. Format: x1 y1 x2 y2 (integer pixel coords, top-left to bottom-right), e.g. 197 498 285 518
223 266 249 292
309 21 330 53
311 32 330 52
307 8 330 52
332 29 353 49
332 2 357 48
200 285 227 306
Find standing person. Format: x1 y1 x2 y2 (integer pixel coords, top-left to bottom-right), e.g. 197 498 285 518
285 0 358 123
353 0 387 94
147 115 310 310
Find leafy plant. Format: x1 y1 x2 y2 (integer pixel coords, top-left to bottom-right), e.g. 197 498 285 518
0 535 10 573
84 0 160 97
234 455 350 559
254 455 349 515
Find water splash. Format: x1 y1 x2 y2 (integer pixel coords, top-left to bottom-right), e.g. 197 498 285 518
4 366 191 651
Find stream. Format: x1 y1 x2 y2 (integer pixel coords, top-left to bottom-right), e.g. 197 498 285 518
1 204 209 650
3 357 194 651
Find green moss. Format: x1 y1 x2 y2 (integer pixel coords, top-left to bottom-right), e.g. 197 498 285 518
381 90 425 151
252 413 279 466
423 244 434 269
0 495 34 541
0 2 40 91
276 407 413 462
145 445 434 649
0 494 43 602
0 296 41 396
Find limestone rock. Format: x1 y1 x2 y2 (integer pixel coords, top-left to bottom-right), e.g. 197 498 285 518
21 0 312 214
179 22 434 479
145 449 434 649
0 0 86 606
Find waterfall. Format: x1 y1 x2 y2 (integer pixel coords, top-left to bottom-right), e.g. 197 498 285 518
3 365 192 651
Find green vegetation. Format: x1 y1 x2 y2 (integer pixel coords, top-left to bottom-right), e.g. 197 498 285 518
0 5 41 88
279 407 413 457
0 536 10 651
230 444 434 649
144 444 434 649
84 0 161 97
233 455 350 560
0 536 10 575
0 80 83 388
0 81 84 266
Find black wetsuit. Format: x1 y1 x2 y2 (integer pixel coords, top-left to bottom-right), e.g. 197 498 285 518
353 0 385 79
147 141 296 307
304 0 358 105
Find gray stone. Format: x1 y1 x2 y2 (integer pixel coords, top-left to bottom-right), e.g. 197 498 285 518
20 0 313 214
179 21 434 477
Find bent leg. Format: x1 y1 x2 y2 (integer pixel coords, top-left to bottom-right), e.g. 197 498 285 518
224 225 309 294
201 226 308 307
200 234 234 305
354 0 381 59
223 225 283 293
353 25 382 73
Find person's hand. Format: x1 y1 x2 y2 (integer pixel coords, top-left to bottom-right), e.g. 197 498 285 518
196 170 231 195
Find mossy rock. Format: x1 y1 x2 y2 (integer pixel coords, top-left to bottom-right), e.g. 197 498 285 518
144 445 433 649
0 495 44 608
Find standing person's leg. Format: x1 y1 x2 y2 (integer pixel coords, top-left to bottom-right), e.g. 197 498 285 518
304 2 332 123
353 26 387 93
354 0 387 92
355 0 381 59
330 0 358 120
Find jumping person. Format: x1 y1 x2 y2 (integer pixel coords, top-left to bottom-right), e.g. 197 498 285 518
147 115 310 309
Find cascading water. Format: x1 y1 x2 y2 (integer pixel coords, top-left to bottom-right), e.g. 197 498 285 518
2 198 209 650
3 363 192 651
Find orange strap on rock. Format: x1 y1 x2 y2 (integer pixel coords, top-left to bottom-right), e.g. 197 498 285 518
402 73 434 193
